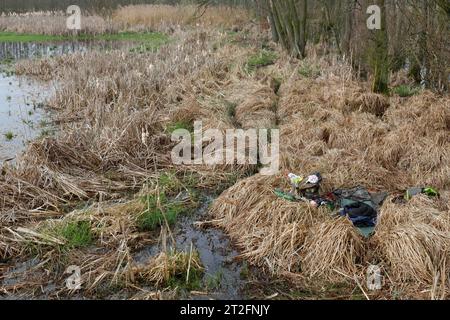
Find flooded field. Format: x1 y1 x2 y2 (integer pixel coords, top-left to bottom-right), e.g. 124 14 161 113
0 71 53 163
1 195 250 300
0 40 140 61
0 39 143 163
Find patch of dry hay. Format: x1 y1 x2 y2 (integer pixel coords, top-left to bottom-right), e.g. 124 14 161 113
212 67 449 296
373 196 450 298
276 77 449 192
234 85 278 129
301 217 365 281
131 250 203 287
340 92 390 117
113 4 250 32
210 174 327 273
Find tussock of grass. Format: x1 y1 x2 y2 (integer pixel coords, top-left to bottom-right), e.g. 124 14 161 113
225 101 237 120
393 85 420 97
133 249 204 289
298 63 321 78
166 120 194 134
60 220 94 249
0 31 169 44
373 195 450 291
246 50 278 72
3 131 15 141
137 193 184 232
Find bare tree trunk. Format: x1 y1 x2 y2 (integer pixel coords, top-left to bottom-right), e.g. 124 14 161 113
371 0 390 94
391 0 405 71
266 0 308 59
341 0 354 57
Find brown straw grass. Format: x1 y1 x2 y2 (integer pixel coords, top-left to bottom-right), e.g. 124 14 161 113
373 196 450 298
301 217 365 281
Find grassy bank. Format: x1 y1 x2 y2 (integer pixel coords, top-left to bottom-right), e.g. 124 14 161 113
0 31 169 43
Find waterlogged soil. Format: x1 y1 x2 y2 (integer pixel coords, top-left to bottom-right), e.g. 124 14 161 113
0 36 251 299
0 196 251 300
0 71 54 163
134 196 249 300
0 40 141 61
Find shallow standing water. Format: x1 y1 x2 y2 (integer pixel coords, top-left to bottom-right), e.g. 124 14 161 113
1 197 249 300
1 39 249 300
0 40 138 61
0 71 53 163
134 196 247 300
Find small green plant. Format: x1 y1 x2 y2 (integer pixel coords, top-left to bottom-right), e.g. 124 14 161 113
4 131 14 140
6 95 12 101
246 50 278 72
130 43 156 54
298 63 320 78
137 193 184 231
272 77 282 93
205 269 224 290
225 101 237 119
393 85 420 97
60 221 93 248
39 128 55 138
240 262 249 279
166 120 194 134
166 254 203 291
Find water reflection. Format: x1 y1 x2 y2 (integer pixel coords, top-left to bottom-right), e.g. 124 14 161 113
0 71 54 163
0 40 135 60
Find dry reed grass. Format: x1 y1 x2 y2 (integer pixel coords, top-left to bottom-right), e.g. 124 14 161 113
112 5 250 32
131 250 203 287
0 11 117 35
301 217 365 281
209 42 449 298
1 14 449 299
373 195 450 298
1 4 250 35
210 174 326 274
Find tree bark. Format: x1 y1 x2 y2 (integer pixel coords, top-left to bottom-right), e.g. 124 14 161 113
266 0 308 59
371 0 390 94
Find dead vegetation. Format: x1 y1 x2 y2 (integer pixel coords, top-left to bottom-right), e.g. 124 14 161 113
209 39 449 299
0 11 118 35
0 5 250 35
112 5 250 33
1 23 265 298
1 5 449 300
